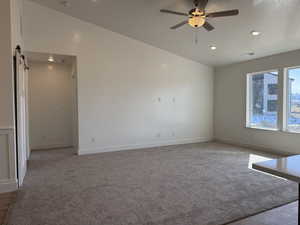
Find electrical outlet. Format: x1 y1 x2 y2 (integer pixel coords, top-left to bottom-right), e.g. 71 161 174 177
172 132 175 137
158 97 161 102
91 137 95 143
156 133 161 138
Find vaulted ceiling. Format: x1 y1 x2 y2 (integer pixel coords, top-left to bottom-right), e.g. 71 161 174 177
27 0 300 66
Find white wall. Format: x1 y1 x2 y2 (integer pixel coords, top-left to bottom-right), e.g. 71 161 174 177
23 1 214 155
0 0 23 193
215 49 300 155
28 61 75 150
0 0 14 129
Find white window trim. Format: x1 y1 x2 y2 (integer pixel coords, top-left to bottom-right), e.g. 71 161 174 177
283 66 300 133
245 126 279 132
282 67 289 132
246 66 300 134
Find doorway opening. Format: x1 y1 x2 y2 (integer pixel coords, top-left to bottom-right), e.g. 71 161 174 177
25 52 78 155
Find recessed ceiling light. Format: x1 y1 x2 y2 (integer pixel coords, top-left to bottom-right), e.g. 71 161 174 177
48 56 55 62
210 45 217 50
251 31 261 36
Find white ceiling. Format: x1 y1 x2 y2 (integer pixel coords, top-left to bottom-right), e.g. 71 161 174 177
27 0 300 66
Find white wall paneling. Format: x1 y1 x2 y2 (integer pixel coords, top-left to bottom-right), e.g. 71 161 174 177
0 128 17 193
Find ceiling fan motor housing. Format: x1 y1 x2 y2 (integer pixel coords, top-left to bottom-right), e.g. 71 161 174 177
189 8 205 16
194 0 200 7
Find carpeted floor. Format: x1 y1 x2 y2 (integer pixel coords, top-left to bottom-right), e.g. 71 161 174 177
8 142 298 225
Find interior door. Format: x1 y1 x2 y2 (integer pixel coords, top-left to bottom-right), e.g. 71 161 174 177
24 61 30 159
15 51 28 186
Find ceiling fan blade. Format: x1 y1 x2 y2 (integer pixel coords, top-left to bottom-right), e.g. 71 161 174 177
160 9 188 16
203 21 214 31
196 0 209 10
170 20 188 29
206 9 239 18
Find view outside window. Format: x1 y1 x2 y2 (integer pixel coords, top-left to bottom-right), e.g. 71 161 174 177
287 67 300 132
248 71 278 129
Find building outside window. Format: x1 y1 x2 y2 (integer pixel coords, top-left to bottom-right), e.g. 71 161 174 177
267 100 277 112
268 84 277 95
247 71 278 129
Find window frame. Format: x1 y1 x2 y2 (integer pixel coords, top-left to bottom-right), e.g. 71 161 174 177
283 66 300 133
246 69 280 131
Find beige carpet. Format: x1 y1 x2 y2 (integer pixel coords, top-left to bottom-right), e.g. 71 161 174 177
8 142 298 225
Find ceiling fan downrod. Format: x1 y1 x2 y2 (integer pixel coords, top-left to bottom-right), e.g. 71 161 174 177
194 0 200 7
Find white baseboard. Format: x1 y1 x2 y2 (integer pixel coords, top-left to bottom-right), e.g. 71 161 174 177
31 144 73 151
0 179 18 193
78 137 212 155
214 137 293 156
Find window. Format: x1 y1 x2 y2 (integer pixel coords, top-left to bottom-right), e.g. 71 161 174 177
286 67 300 132
267 100 277 112
247 71 279 129
268 84 277 95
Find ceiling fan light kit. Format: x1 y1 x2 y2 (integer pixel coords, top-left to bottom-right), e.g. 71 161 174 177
188 8 206 28
160 0 239 31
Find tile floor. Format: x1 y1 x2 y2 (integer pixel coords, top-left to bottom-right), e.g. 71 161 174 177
0 192 16 225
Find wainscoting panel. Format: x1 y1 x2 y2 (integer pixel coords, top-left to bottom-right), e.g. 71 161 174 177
0 128 17 193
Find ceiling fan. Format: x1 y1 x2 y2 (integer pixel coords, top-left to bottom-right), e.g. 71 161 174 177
160 0 239 31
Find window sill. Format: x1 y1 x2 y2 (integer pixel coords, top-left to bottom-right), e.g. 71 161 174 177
245 126 279 132
246 127 300 134
282 129 300 134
